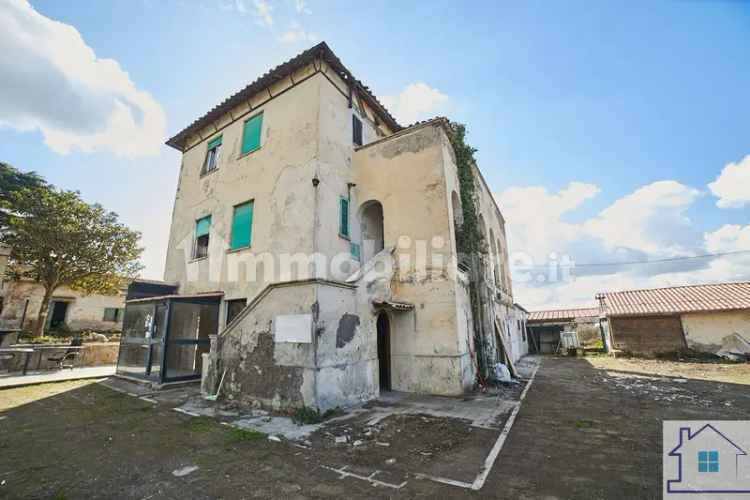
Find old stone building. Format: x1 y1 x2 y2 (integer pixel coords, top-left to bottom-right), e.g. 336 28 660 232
0 246 127 334
117 43 518 409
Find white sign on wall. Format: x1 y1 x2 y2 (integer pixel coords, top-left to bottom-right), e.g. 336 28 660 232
274 314 313 343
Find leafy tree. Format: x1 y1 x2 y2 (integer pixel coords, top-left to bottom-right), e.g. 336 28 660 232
0 162 47 228
2 186 143 336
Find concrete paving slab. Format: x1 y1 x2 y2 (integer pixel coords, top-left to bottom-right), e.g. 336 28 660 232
0 365 115 389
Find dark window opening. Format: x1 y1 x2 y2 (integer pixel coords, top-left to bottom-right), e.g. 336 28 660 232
202 135 222 174
103 307 123 322
195 235 209 259
226 298 247 326
194 215 211 259
352 115 363 146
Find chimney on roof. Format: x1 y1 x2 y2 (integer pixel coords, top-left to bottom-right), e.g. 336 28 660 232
680 427 691 445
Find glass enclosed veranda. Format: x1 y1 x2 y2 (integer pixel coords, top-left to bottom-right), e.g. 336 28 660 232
115 294 221 384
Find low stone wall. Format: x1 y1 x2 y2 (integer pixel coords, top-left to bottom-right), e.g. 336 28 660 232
0 342 119 373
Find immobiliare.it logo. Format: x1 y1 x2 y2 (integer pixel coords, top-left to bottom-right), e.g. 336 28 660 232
664 421 750 497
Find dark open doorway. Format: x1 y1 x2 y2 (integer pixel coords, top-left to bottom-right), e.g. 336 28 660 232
377 312 391 392
48 301 69 330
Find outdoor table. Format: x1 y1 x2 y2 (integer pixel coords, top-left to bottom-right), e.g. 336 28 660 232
29 346 85 370
0 348 34 375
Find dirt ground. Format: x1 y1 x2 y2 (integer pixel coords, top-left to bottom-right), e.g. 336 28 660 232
586 355 750 385
1 356 748 499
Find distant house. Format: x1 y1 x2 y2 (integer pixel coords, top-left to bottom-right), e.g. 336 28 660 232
597 282 750 357
526 307 602 354
668 423 748 493
0 246 128 334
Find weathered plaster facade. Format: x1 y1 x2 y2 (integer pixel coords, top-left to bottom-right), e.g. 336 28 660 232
162 43 517 410
681 310 750 354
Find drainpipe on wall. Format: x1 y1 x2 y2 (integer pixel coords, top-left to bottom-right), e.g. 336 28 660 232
311 170 321 407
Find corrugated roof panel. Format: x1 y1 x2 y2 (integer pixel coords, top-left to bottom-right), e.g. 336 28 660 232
528 307 601 323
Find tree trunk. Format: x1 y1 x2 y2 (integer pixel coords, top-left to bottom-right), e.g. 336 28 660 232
33 286 55 338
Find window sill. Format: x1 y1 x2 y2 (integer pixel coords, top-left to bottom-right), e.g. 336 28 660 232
339 233 350 241
238 146 262 160
200 168 219 179
188 256 209 264
226 245 252 254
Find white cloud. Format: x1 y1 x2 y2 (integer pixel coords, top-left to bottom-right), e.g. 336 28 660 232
278 21 317 44
709 155 750 208
0 0 166 158
584 181 701 256
295 0 311 14
381 83 449 125
496 179 748 310
705 224 750 253
496 182 599 262
231 0 273 26
253 0 273 26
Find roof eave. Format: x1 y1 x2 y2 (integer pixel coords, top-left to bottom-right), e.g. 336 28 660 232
164 41 401 153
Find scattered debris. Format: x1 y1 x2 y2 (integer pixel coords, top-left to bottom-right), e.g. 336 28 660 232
334 436 347 444
268 435 281 442
385 458 396 465
172 466 199 477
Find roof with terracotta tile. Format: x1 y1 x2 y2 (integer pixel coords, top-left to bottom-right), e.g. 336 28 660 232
597 281 750 317
528 307 601 323
166 41 401 151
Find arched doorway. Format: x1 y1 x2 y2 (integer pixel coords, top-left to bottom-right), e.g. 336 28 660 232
359 200 384 263
376 312 391 391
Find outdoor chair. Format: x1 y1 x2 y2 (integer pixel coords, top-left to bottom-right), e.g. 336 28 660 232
47 336 83 370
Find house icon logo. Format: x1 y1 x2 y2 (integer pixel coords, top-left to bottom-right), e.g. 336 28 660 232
665 421 750 496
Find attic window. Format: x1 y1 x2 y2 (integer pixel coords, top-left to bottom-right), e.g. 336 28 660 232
352 115 363 146
202 135 222 174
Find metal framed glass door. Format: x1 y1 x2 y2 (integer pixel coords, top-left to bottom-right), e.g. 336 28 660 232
163 299 218 382
116 302 166 382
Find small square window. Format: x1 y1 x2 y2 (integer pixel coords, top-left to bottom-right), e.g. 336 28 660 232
698 450 719 473
202 135 222 174
226 298 247 326
103 307 121 322
352 115 363 146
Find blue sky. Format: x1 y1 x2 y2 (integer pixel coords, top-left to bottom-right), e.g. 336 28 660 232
1 0 749 308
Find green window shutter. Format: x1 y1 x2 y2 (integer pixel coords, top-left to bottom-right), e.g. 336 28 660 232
230 201 253 249
241 114 263 155
196 215 211 237
339 198 349 237
207 135 222 149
